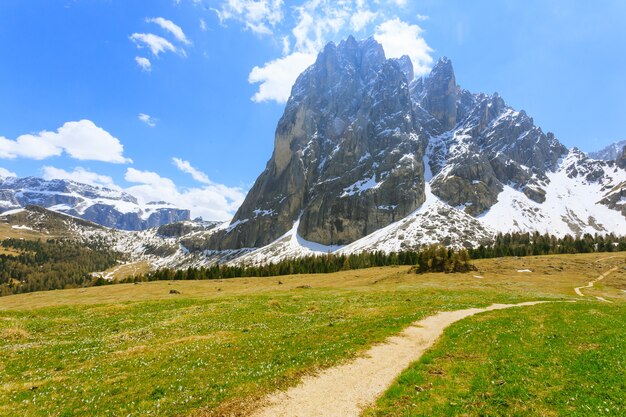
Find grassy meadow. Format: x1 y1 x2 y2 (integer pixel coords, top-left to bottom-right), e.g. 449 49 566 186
364 302 626 417
0 252 624 416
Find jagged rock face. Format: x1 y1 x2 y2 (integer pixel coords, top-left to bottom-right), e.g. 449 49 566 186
144 209 190 229
418 58 457 130
0 177 190 230
601 183 626 216
420 77 568 214
78 205 190 230
212 37 426 248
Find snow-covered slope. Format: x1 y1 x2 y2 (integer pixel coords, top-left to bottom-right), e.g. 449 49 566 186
228 185 495 266
225 149 626 266
0 206 243 271
232 216 343 266
480 149 626 235
339 184 495 254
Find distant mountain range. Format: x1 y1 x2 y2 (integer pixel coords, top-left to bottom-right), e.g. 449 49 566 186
1 36 625 268
589 140 626 161
0 176 189 230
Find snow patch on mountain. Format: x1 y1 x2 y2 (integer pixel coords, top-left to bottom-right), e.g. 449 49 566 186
232 216 344 266
340 184 495 254
341 176 380 197
479 149 626 236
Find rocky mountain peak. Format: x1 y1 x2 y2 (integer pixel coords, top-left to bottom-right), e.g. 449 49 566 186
430 56 454 77
209 36 427 249
307 35 386 86
420 57 458 129
391 55 414 82
200 36 624 253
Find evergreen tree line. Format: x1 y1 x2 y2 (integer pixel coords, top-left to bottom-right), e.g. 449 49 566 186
124 232 626 284
468 232 626 259
0 238 121 296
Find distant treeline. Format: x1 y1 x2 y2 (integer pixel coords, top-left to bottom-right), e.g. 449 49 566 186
0 238 121 296
469 232 626 258
123 232 626 284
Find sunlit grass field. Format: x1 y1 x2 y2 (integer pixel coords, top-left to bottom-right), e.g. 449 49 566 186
0 252 624 416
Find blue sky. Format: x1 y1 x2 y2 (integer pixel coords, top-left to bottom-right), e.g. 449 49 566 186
0 0 625 219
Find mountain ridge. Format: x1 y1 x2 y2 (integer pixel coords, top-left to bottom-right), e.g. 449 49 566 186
588 140 626 161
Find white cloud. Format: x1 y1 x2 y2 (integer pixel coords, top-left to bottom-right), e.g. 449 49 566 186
125 167 176 191
416 14 429 21
41 166 120 190
147 17 191 45
125 167 245 221
214 0 284 35
248 52 316 103
138 113 157 127
374 18 433 76
350 9 378 32
200 18 207 31
0 167 16 178
281 35 290 55
291 0 351 53
135 56 152 71
0 132 61 160
0 120 132 164
172 157 211 184
130 33 179 56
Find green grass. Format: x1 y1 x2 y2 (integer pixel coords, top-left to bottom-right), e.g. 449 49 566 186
0 252 624 416
364 302 626 417
0 281 543 416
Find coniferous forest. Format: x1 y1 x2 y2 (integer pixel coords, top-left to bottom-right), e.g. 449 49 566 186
0 239 120 296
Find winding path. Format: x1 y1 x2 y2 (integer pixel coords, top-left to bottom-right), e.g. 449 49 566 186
574 267 618 302
252 301 548 417
252 263 623 416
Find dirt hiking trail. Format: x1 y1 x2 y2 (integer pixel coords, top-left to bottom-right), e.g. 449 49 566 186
574 266 618 302
252 301 547 417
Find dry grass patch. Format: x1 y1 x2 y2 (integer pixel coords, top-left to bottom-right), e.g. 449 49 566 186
1 327 30 341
